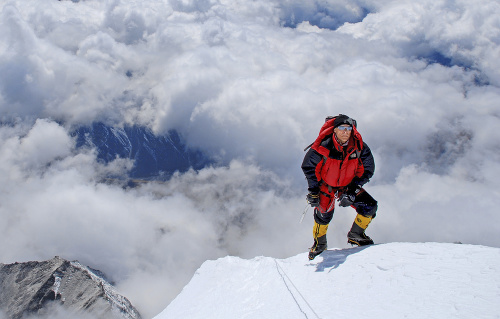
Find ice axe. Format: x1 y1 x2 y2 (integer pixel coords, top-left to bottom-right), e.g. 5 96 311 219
299 203 310 223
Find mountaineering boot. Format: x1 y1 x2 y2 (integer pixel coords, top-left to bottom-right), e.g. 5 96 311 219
309 222 328 260
309 235 327 260
347 214 374 246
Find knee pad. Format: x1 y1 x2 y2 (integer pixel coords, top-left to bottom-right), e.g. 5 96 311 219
313 208 334 225
356 200 377 218
367 203 377 218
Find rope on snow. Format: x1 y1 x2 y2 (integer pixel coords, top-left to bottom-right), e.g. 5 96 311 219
274 259 321 319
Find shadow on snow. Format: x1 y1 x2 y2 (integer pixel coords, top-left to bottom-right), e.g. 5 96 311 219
314 245 373 272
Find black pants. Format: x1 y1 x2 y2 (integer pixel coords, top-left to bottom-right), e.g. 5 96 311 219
314 189 378 225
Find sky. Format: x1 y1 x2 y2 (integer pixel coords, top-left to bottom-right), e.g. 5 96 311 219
155 242 500 318
1 0 500 318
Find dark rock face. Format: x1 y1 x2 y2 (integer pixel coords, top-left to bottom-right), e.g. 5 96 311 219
72 123 211 180
0 257 141 319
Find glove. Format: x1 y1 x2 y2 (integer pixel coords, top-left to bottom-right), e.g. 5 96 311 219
306 192 320 207
338 192 355 207
338 183 360 207
344 182 361 196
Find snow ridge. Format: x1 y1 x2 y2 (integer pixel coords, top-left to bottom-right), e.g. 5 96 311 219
70 261 141 319
155 242 500 319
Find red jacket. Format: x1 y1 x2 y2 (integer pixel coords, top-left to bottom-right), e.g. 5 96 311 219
302 118 375 195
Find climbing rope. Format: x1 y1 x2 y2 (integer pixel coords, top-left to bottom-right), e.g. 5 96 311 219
274 259 321 319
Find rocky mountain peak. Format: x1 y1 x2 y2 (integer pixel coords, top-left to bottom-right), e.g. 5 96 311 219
0 257 141 319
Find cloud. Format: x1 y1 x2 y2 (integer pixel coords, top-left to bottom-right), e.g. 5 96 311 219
337 0 500 83
1 0 500 318
278 0 373 29
0 121 304 317
0 2 132 124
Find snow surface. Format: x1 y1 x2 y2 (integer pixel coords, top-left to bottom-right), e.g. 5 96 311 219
155 242 499 319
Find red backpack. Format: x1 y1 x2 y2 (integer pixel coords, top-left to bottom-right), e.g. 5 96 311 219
304 114 358 151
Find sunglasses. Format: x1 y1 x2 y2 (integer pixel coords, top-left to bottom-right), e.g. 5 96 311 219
336 126 352 131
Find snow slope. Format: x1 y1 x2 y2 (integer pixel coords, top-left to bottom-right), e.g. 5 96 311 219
155 243 499 319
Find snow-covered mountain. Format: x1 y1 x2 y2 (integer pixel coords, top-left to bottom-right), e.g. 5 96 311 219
0 257 142 319
155 242 499 319
72 123 211 180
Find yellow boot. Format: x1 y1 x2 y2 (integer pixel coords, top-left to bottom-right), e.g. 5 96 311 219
309 222 328 260
347 214 374 246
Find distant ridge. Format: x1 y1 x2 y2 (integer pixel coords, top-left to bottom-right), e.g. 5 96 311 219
72 123 211 180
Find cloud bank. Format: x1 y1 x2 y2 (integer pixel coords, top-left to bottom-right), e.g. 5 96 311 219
1 0 500 317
